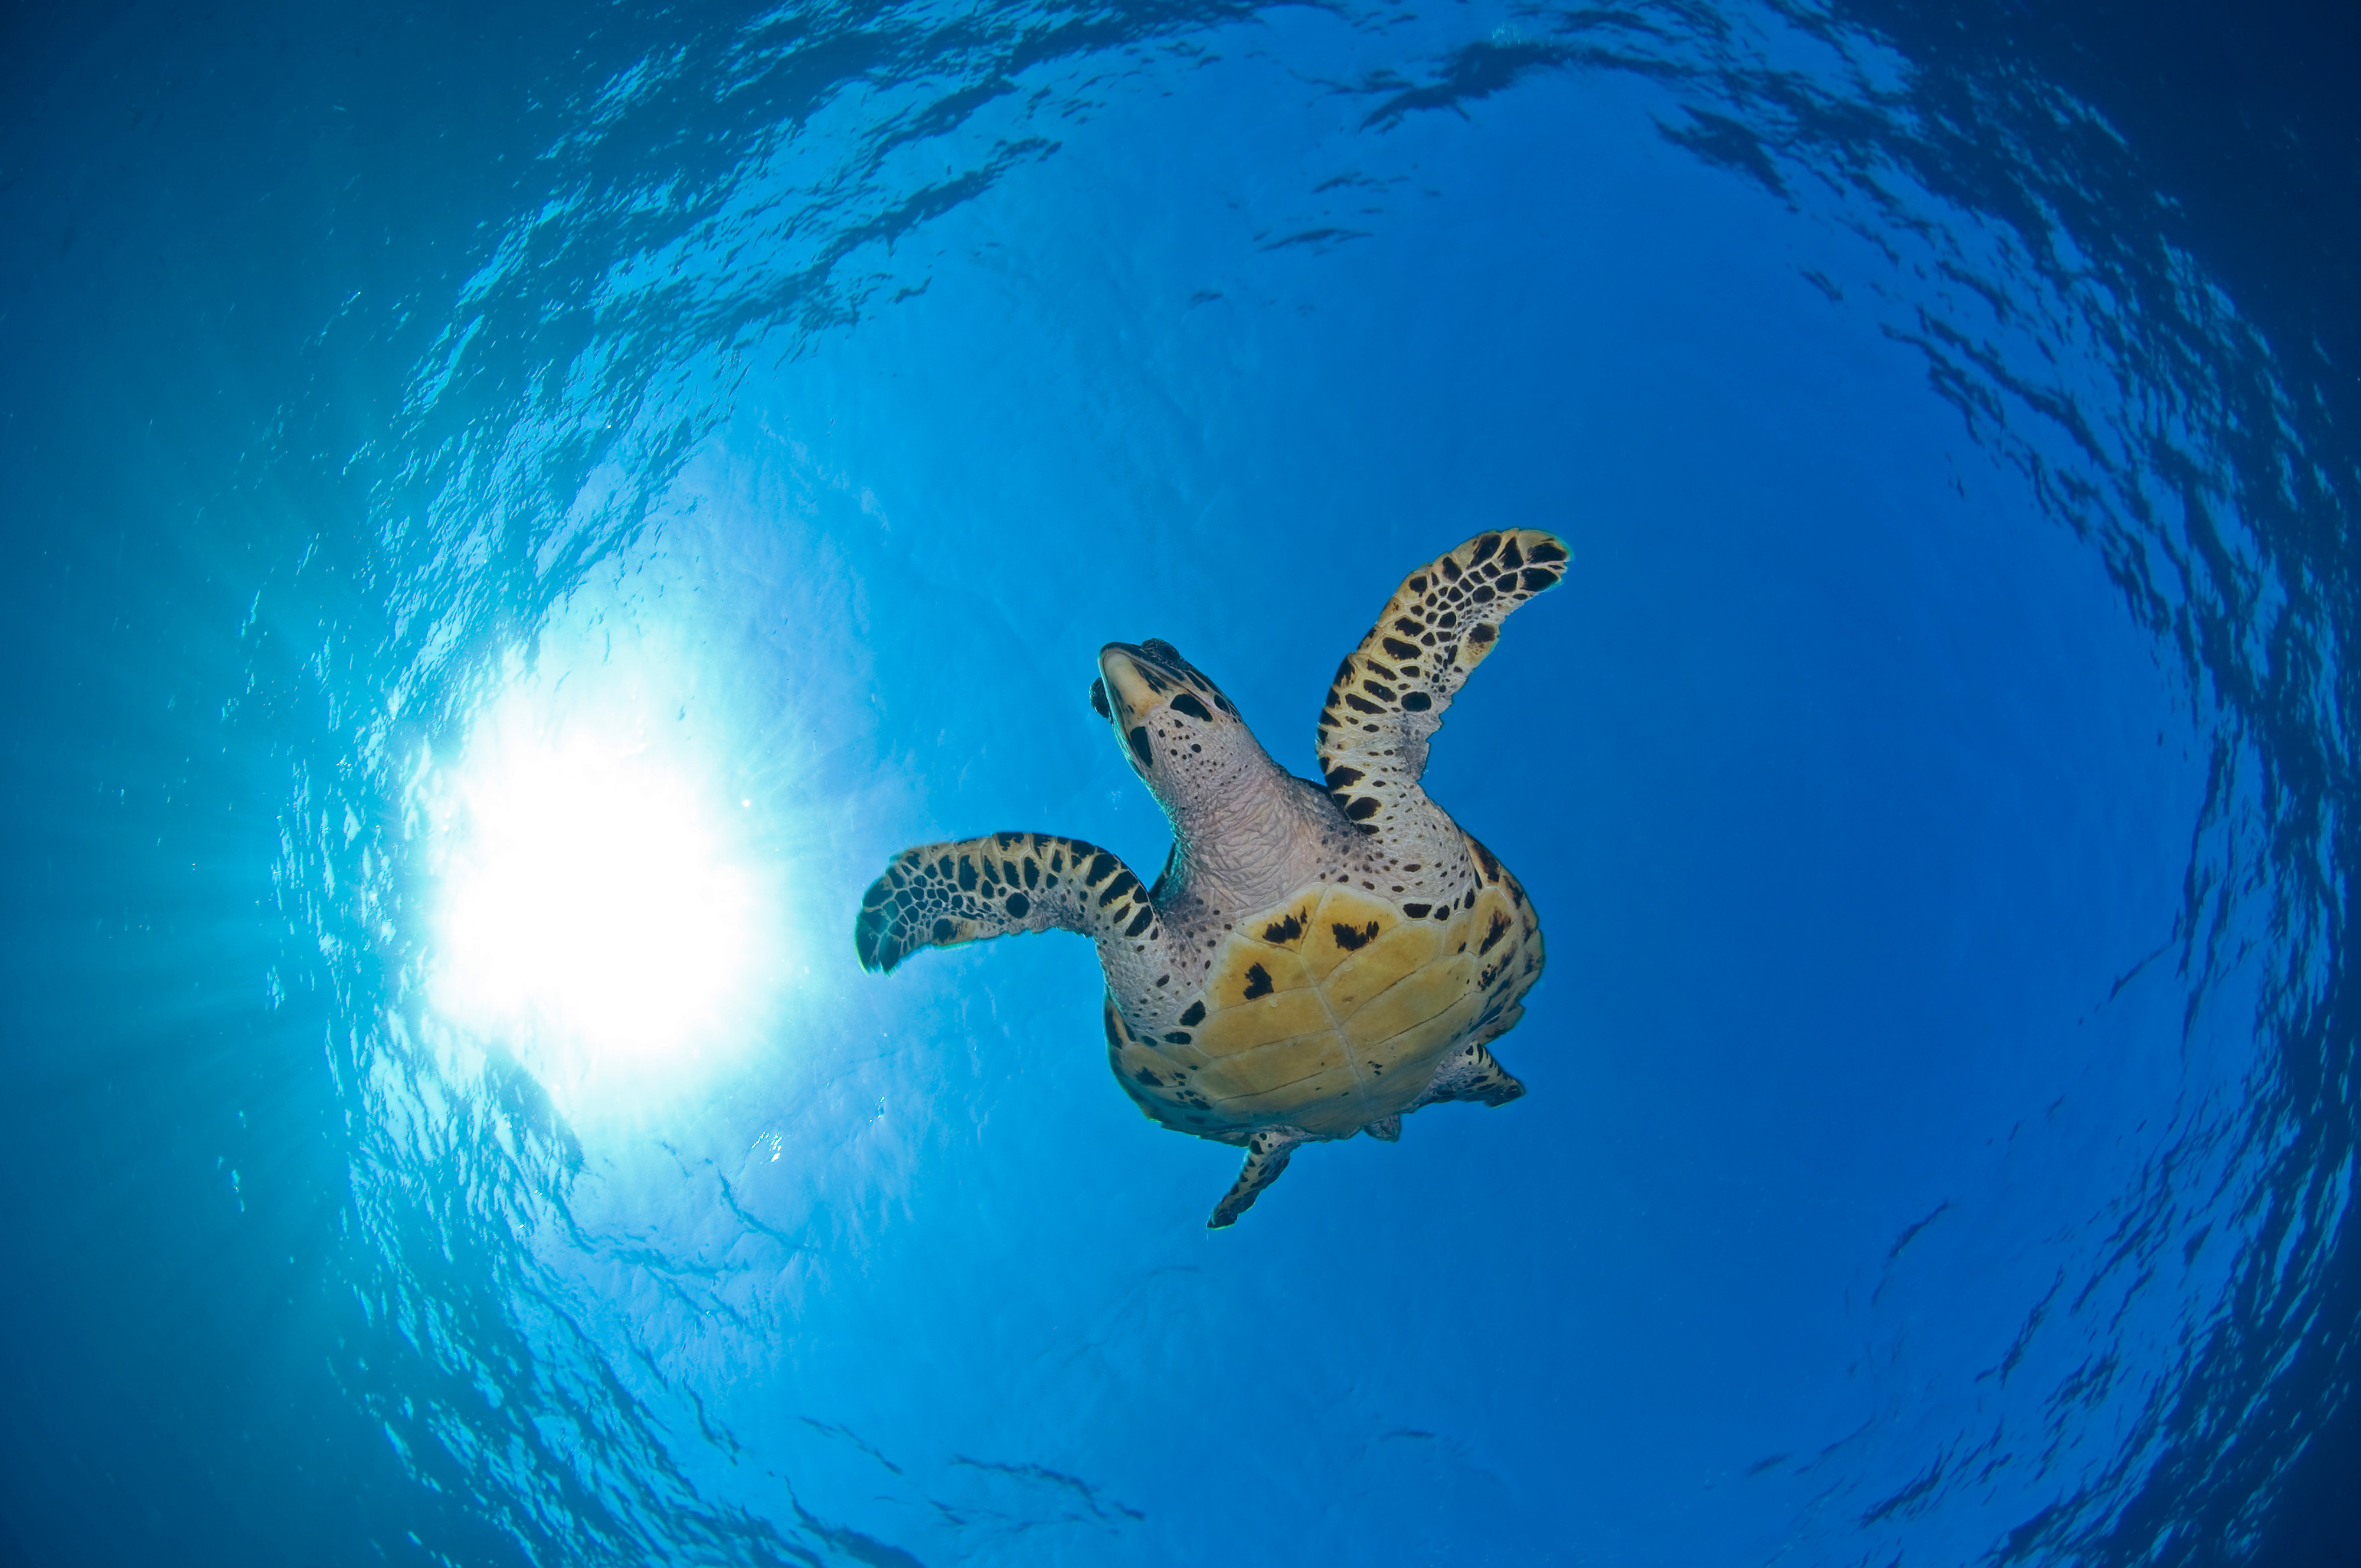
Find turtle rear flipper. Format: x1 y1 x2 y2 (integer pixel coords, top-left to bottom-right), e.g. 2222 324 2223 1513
1417 1040 1526 1108
1208 1128 1307 1229
1316 529 1568 833
854 833 1163 973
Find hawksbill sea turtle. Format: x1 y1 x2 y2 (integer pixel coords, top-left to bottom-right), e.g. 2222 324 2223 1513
853 529 1567 1226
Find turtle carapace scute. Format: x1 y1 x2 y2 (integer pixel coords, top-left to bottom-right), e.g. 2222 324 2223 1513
852 529 1567 1227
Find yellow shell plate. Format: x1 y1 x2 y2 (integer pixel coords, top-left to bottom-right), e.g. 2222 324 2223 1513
1108 872 1542 1140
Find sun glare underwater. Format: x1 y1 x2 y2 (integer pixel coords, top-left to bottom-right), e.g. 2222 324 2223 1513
2 1 2356 1566
420 610 788 1111
432 719 755 1062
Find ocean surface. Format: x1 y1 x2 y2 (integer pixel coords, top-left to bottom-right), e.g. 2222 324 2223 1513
2 1 2355 1563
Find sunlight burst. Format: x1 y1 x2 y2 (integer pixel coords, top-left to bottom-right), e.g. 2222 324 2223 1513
431 705 763 1066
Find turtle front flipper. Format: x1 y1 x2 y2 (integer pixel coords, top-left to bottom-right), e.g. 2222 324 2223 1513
1316 529 1568 833
1208 1128 1309 1229
854 833 1162 973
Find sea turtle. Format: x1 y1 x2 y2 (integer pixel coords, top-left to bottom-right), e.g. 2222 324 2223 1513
852 529 1566 1226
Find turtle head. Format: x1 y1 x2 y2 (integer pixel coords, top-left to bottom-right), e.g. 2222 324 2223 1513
1093 640 1271 816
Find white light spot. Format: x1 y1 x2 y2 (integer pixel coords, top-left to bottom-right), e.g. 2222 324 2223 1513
431 713 761 1065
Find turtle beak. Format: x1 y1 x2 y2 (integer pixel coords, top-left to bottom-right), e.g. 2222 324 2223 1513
1097 643 1170 724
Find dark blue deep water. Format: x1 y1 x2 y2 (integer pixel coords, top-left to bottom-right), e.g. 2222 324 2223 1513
4 2 2356 1563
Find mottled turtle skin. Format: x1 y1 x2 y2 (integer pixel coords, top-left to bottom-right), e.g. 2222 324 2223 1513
854 530 1566 1226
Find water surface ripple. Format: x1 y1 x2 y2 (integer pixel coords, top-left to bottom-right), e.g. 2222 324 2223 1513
0 0 2352 1564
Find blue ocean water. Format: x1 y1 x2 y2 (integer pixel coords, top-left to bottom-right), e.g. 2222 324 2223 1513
1 1 2354 1564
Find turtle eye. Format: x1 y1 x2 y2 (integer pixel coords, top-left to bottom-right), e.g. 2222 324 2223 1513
1090 677 1110 719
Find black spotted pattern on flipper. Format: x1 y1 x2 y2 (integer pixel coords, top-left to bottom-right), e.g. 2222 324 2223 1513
1208 1127 1308 1229
1317 529 1569 834
852 832 1163 972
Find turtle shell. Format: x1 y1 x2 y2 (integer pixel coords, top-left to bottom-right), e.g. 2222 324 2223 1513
1106 861 1544 1141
